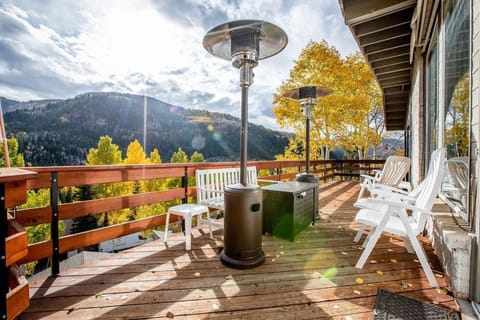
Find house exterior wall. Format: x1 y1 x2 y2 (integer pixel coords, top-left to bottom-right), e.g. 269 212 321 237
406 0 478 300
410 51 424 187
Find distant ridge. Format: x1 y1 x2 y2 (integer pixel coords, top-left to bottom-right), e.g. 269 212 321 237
1 92 289 166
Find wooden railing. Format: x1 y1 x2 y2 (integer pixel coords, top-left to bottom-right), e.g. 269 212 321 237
1 168 38 320
1 159 384 319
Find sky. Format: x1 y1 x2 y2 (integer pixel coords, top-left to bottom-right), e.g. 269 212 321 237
0 0 359 130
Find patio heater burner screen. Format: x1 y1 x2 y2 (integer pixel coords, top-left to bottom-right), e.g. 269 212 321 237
203 20 287 269
230 29 260 60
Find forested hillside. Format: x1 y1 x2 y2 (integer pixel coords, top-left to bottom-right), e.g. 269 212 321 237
2 92 289 166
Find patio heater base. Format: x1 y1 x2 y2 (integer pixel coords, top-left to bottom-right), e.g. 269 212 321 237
296 173 319 221
220 184 265 269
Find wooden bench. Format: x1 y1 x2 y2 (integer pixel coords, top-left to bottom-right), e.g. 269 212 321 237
195 166 258 211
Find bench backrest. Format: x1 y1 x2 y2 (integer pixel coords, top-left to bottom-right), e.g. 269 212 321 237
195 167 257 208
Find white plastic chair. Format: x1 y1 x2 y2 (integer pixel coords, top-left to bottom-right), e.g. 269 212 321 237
353 148 445 287
357 156 411 201
442 157 468 207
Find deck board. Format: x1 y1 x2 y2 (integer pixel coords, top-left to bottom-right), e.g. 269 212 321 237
19 181 458 319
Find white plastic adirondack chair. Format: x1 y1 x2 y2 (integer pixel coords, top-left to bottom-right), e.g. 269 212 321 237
443 157 469 207
353 148 445 287
357 156 411 201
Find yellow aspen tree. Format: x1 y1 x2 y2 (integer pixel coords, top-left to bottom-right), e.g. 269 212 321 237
273 41 382 160
86 135 127 225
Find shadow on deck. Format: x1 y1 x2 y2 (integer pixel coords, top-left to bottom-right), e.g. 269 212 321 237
19 181 458 319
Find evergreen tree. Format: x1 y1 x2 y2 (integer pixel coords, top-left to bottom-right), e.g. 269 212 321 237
71 185 99 234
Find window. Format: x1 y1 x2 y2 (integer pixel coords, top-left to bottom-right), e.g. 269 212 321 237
425 27 439 168
442 0 471 221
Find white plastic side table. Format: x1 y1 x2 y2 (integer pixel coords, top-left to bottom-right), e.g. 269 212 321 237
164 204 212 250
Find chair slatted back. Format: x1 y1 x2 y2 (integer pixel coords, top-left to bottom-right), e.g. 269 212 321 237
195 167 258 207
412 148 445 232
378 156 411 186
447 157 469 190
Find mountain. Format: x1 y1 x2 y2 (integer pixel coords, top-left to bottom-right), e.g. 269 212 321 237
1 92 290 166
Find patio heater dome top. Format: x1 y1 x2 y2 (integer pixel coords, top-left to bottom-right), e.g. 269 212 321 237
284 85 332 100
202 20 288 64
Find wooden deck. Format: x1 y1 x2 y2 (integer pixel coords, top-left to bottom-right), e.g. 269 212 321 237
19 181 458 319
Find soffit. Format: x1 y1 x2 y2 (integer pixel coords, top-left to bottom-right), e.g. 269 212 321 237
339 0 417 131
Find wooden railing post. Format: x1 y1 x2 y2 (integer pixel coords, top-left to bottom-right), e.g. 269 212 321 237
50 172 60 276
0 184 7 320
182 166 188 204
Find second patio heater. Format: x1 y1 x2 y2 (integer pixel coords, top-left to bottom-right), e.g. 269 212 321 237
203 20 287 268
284 86 332 218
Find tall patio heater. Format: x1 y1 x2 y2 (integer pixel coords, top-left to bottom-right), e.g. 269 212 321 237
284 86 332 218
203 20 287 268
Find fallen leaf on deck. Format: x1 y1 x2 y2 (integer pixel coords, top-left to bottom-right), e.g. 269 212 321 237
413 259 419 263
194 272 201 277
353 290 361 295
341 251 348 255
166 311 175 318
432 300 439 305
390 258 398 263
401 281 413 289
355 278 364 284
436 288 448 295
370 260 377 264
376 270 384 276
120 295 128 300
387 249 393 252
212 303 220 310
435 274 444 278
95 293 101 299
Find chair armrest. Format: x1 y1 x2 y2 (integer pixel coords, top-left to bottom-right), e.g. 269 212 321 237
369 183 409 195
359 198 431 214
360 174 376 184
368 188 416 204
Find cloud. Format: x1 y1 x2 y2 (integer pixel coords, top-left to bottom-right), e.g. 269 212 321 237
0 0 359 130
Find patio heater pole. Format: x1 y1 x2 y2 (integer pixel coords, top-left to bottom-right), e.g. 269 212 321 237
304 98 311 174
203 20 287 268
284 86 332 219
238 53 254 185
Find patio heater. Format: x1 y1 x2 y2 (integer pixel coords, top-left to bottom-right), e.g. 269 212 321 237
284 86 332 218
203 20 287 268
